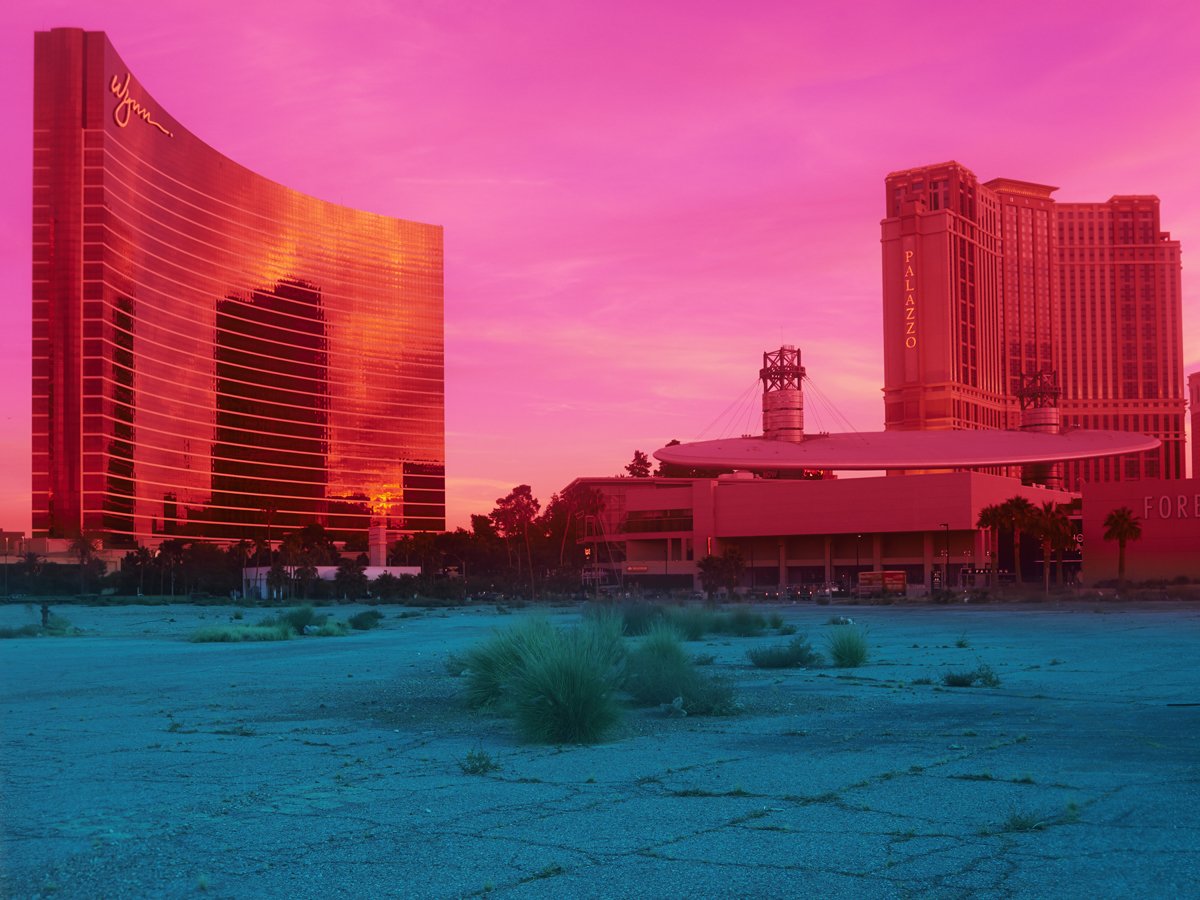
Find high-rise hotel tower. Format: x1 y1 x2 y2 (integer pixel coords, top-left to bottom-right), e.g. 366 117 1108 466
33 29 445 546
881 161 1184 490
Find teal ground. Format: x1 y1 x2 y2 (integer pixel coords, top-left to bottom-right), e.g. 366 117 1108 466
1 601 1197 898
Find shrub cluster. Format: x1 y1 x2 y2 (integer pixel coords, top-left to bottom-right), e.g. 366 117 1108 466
461 616 625 743
665 606 717 641
942 664 1001 688
186 605 355 641
585 602 776 643
463 617 558 708
827 626 869 668
254 605 352 636
348 609 385 630
3 613 81 639
281 605 321 634
313 620 349 637
190 624 293 643
511 625 626 743
625 623 735 715
0 624 43 639
460 613 738 741
747 635 822 669
617 601 665 636
723 608 767 637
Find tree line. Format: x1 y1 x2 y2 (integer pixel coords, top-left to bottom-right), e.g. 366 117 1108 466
10 483 606 601
6 480 1149 600
976 497 1143 589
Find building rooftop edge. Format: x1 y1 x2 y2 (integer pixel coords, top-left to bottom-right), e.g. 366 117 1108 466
884 161 969 179
983 177 1059 198
39 27 443 231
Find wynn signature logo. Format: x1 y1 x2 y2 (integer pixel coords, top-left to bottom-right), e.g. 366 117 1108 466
110 73 173 137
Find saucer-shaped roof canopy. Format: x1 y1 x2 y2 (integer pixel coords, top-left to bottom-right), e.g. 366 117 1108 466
653 430 1159 471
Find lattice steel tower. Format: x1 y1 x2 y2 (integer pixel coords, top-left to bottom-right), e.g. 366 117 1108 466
760 345 806 442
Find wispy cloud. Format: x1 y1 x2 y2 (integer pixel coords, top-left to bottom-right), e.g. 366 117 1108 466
2 0 1198 529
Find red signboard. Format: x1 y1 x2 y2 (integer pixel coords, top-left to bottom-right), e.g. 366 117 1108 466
856 570 907 595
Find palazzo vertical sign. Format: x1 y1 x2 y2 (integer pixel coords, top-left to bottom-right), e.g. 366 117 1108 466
903 246 917 349
898 237 919 384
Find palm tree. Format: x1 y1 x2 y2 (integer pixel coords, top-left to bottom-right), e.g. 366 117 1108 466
1000 497 1036 585
721 547 746 597
134 545 153 596
280 532 304 601
1032 502 1071 594
1049 505 1076 588
1102 507 1143 585
975 504 1006 587
22 551 42 594
68 532 100 596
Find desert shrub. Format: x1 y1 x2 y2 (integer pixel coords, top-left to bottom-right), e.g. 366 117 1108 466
827 626 869 668
625 622 735 715
974 664 1001 687
664 605 718 641
778 623 797 636
942 671 975 687
1001 810 1044 832
718 607 766 637
619 601 665 636
460 748 501 775
625 623 693 706
508 624 625 744
348 609 385 630
190 624 292 643
0 624 43 639
259 606 326 635
581 604 622 635
462 617 558 708
638 620 687 658
581 608 627 679
747 635 822 669
941 664 1001 688
682 672 737 716
314 620 349 637
42 614 76 636
407 594 466 609
767 613 783 629
282 605 323 634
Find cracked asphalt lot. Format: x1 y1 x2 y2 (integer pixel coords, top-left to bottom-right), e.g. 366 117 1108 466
2 601 1198 898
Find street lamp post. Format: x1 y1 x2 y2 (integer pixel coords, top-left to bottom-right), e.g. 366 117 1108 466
940 523 950 590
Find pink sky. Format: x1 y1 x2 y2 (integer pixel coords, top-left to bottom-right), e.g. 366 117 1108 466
2 0 1198 534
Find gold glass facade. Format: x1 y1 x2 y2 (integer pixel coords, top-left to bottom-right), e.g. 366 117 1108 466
33 29 444 546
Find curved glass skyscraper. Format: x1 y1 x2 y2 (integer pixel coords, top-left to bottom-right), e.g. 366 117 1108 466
33 28 444 546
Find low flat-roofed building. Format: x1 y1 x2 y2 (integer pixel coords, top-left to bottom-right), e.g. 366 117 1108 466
569 471 1075 593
